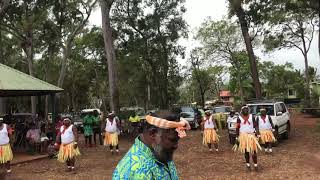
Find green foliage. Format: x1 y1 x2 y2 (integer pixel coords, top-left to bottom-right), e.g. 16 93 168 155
112 0 188 108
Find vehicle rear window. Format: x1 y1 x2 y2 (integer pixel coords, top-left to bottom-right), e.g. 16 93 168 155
213 107 230 113
248 105 274 116
181 107 194 112
180 112 195 118
280 103 287 113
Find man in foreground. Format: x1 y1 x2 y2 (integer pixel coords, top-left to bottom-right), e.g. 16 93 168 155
112 110 190 179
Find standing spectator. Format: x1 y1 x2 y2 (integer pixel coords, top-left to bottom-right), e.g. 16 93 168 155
55 115 63 137
92 110 102 146
83 112 94 147
128 113 140 137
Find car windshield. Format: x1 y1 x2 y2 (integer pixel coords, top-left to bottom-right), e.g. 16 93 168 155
213 107 230 113
247 105 274 116
181 107 194 112
180 111 194 118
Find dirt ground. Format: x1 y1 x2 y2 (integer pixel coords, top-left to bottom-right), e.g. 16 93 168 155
1 113 320 180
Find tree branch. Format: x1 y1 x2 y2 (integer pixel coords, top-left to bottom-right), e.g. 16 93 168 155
306 17 316 52
0 0 10 16
0 24 24 40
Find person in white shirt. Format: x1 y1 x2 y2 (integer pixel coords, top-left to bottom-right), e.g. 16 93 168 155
202 110 219 152
227 110 238 127
103 113 120 154
256 108 275 153
0 118 13 173
55 118 80 173
233 106 261 171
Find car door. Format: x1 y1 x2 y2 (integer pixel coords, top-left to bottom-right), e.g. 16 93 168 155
275 103 286 133
274 103 282 132
280 102 290 126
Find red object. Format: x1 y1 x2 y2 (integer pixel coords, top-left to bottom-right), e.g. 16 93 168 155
241 115 250 125
219 91 231 97
261 116 266 123
54 143 60 150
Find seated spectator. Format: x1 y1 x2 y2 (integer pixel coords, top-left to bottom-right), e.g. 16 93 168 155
47 140 56 159
26 124 41 154
40 123 49 154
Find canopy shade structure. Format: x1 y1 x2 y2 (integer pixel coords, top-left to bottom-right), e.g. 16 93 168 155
0 63 63 97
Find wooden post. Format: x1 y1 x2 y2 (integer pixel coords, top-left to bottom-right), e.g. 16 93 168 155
50 94 56 140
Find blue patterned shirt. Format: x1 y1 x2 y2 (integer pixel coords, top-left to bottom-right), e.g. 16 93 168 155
112 137 179 180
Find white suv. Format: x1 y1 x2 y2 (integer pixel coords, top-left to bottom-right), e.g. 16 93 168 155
247 101 291 141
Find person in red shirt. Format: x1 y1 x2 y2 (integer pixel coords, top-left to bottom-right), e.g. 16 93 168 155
55 115 63 136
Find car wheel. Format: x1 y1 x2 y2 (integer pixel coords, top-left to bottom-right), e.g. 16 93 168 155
282 122 290 140
273 127 279 147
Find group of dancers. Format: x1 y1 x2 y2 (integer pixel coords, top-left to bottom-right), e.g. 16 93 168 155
0 112 121 174
202 106 276 171
0 106 276 174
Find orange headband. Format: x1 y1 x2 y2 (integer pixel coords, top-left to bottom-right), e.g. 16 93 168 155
145 115 191 138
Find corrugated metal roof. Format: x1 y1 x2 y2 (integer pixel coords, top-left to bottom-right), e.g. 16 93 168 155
0 63 63 96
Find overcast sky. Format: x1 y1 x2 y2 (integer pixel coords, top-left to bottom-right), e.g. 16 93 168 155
89 0 319 71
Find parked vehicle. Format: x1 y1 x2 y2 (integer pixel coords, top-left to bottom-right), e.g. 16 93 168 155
211 106 232 130
212 106 232 115
227 101 290 145
179 107 199 129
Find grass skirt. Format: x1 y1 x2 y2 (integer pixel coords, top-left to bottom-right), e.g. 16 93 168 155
203 129 219 145
0 144 13 164
233 133 261 153
57 142 80 163
260 130 276 144
104 132 118 146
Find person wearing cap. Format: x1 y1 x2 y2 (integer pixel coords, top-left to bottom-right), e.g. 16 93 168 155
233 106 261 171
0 117 13 173
103 113 120 154
256 108 275 153
55 118 80 173
202 110 219 152
112 110 190 179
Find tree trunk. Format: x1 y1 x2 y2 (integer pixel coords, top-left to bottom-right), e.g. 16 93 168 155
58 43 71 88
25 29 36 115
237 70 244 104
303 53 311 105
300 26 311 107
100 0 119 113
230 0 262 99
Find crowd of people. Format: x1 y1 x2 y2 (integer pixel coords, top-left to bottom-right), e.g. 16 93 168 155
0 105 277 178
